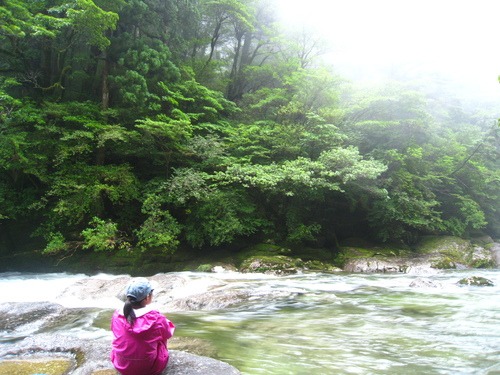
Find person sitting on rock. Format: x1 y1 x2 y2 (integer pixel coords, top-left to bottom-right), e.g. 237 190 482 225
111 277 175 375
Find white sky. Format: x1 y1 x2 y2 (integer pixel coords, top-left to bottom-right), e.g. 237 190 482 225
273 0 500 101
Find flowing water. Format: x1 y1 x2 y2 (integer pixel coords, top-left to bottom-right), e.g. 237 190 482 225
1 270 499 375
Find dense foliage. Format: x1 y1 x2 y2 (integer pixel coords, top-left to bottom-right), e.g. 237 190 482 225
1 0 499 257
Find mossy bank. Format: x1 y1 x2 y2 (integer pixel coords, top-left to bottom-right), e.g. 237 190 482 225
1 235 497 275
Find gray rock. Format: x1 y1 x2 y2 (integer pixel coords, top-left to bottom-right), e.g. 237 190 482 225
342 238 500 273
0 302 63 332
457 276 494 287
409 278 442 288
490 242 500 267
343 257 437 275
166 350 240 375
0 334 241 375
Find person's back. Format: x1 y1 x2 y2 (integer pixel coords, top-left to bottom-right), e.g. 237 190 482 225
111 278 175 375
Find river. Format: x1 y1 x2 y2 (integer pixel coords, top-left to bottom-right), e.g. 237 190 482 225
1 269 499 374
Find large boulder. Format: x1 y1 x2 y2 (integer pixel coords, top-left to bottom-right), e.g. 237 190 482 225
0 302 64 333
57 273 248 311
53 272 307 314
341 236 498 273
0 334 241 375
457 276 494 287
490 242 500 267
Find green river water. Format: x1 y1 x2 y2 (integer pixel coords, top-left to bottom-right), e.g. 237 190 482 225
1 270 499 374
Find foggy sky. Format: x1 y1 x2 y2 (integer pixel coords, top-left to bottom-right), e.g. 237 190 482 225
273 0 500 102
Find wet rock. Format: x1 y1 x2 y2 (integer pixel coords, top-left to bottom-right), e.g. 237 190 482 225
415 236 472 255
169 337 219 358
490 242 500 267
0 355 75 375
470 246 496 268
343 257 436 274
0 302 63 332
342 237 499 273
343 258 401 273
168 288 251 310
58 275 131 303
240 255 300 275
167 350 240 375
471 235 494 246
457 276 494 287
54 272 305 313
57 273 237 311
409 278 442 288
0 302 65 341
0 334 241 375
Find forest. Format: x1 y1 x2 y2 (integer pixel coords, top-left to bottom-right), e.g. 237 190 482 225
1 0 499 260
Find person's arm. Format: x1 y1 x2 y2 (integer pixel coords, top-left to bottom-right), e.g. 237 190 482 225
158 314 175 341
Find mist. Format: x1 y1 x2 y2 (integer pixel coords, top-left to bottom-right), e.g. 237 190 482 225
273 0 500 107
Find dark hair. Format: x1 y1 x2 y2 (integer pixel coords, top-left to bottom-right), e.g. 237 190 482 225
123 297 143 325
123 290 153 325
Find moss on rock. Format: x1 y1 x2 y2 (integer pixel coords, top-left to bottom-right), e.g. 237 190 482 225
414 236 471 255
239 255 302 275
457 276 494 287
0 357 74 375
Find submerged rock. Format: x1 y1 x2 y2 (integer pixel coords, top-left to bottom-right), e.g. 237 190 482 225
409 278 443 288
168 288 251 311
0 355 74 375
0 302 63 332
457 276 494 287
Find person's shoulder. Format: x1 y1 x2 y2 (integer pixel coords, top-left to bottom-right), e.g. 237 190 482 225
146 309 168 323
141 306 164 317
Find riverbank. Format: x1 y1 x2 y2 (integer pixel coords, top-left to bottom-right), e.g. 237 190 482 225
1 235 498 276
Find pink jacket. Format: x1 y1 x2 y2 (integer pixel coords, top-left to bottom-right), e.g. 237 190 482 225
111 306 175 375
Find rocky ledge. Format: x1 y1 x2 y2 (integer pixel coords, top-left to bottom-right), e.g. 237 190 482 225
0 334 240 375
340 235 499 274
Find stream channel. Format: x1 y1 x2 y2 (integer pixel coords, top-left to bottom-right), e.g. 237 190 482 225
1 269 499 374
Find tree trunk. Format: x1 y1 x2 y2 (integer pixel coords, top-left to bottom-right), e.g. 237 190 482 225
101 52 109 110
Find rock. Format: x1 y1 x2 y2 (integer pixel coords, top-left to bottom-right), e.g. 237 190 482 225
59 275 131 302
415 236 472 255
409 278 442 288
57 274 247 311
0 302 63 332
343 257 437 274
457 276 494 287
239 255 302 275
52 272 307 313
342 237 499 273
490 242 500 267
166 350 240 375
0 356 75 375
237 255 340 275
470 246 496 268
471 235 494 246
0 334 241 375
168 288 251 310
